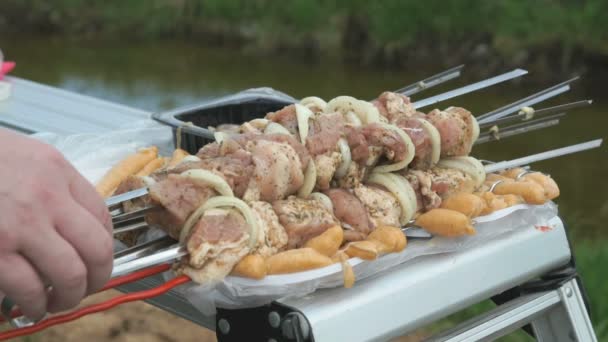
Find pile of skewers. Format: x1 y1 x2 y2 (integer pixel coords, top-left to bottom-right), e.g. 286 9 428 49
103 84 574 285
0 66 602 340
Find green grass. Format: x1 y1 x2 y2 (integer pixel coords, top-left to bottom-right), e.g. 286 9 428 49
574 240 608 339
2 0 608 61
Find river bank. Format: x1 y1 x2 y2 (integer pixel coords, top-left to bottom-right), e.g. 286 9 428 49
2 1 607 80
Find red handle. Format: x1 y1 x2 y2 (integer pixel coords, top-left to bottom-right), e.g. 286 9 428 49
0 275 190 340
0 62 15 78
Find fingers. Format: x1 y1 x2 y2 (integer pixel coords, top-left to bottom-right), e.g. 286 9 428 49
18 228 88 314
0 254 47 320
68 171 113 234
54 200 113 296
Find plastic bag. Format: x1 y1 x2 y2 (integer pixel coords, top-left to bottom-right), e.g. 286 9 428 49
32 119 174 185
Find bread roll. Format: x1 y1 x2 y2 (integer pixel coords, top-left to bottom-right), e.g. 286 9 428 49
367 226 407 254
415 208 475 237
440 192 487 218
136 157 165 177
96 146 158 198
304 225 344 257
232 254 267 279
266 248 333 274
344 241 379 260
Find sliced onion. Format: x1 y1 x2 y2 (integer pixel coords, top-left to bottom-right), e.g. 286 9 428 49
415 118 441 165
437 156 486 188
181 155 202 163
362 101 381 124
301 96 327 112
386 173 419 221
249 118 270 129
297 159 316 198
180 169 234 197
264 122 292 135
470 116 480 144
366 147 382 166
371 123 415 173
241 119 270 134
214 132 229 143
180 196 259 248
309 192 333 212
367 172 414 225
295 103 313 144
341 222 355 231
326 96 379 124
334 138 352 179
140 176 157 187
345 111 362 126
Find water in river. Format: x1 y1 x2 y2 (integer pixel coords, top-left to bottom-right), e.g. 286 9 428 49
3 35 607 239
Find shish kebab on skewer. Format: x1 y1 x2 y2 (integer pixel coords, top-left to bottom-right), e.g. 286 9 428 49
107 138 602 280
104 86 595 283
108 67 580 216
105 73 588 264
111 89 514 240
83 69 592 284
108 74 588 238
209 74 585 178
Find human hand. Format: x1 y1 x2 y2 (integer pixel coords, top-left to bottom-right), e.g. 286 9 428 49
0 128 113 320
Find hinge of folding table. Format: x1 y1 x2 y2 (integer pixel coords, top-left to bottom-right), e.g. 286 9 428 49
215 302 315 342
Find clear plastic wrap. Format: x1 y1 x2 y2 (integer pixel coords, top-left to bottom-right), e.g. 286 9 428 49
33 121 559 316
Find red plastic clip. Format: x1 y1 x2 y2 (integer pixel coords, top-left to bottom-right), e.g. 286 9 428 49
0 62 15 79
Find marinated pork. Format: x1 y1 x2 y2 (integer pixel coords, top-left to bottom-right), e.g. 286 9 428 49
146 174 217 239
353 185 401 228
426 107 475 157
272 196 339 249
324 188 373 241
372 91 419 123
180 208 251 283
266 104 298 135
249 201 289 257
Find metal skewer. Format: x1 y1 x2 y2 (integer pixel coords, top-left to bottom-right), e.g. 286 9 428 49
114 236 176 266
476 113 566 144
413 69 528 109
393 64 465 96
113 220 150 235
476 77 579 124
484 139 603 173
112 244 186 278
106 187 149 207
402 227 433 239
479 100 592 129
477 119 561 144
112 205 157 224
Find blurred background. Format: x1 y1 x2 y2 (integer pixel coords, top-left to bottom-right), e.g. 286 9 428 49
1 1 606 341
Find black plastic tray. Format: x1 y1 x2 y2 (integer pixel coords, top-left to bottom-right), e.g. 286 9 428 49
152 88 296 154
